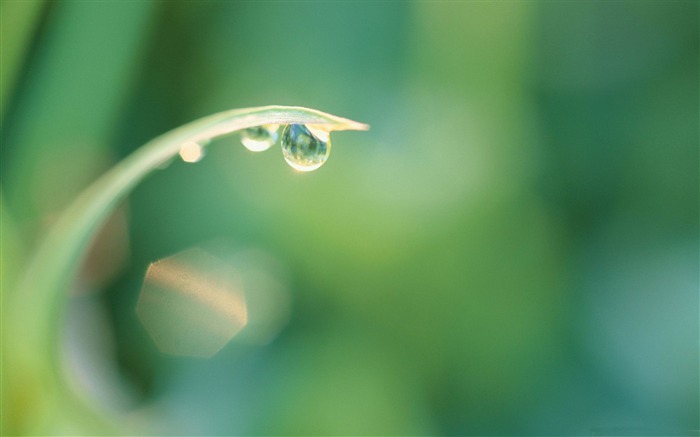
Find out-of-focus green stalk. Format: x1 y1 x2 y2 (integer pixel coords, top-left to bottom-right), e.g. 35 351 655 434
3 1 156 231
0 0 45 121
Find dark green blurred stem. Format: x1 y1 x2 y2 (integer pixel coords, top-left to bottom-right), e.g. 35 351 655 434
0 0 45 121
9 105 367 433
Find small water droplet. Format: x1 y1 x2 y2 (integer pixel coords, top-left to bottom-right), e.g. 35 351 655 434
241 124 279 152
281 124 331 172
179 141 206 163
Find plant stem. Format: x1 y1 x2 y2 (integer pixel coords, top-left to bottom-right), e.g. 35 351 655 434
8 105 368 433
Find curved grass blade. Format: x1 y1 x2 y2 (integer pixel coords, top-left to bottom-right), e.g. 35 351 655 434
8 105 369 433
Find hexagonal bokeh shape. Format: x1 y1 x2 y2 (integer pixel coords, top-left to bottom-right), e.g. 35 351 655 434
136 248 247 357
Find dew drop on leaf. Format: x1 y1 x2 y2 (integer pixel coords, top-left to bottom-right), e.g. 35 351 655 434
281 124 331 172
241 124 279 152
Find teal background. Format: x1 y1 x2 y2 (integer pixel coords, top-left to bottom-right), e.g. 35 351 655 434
2 1 698 435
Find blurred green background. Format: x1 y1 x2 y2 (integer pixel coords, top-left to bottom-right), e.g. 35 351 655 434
1 0 698 435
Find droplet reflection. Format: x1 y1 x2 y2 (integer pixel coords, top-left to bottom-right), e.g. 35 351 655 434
135 248 247 357
281 124 331 171
241 124 279 152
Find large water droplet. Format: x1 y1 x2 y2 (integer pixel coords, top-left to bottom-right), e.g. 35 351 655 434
241 124 278 152
281 124 331 172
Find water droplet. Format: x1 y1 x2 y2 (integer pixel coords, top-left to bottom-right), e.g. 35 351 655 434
241 124 279 152
179 141 205 163
281 124 331 172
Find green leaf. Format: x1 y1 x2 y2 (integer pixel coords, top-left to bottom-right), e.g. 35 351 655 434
7 105 368 433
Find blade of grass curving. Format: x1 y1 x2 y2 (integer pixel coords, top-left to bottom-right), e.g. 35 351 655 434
9 105 368 432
